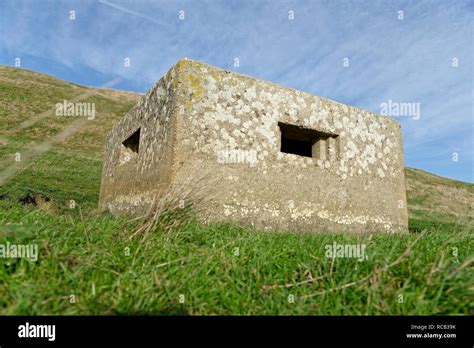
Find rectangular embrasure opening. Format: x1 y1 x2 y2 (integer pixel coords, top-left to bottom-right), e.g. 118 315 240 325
122 128 141 154
278 122 339 160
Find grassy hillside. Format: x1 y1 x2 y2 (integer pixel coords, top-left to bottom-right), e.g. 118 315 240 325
0 66 472 315
0 66 139 213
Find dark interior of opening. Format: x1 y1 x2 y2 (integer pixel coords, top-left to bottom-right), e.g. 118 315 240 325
279 123 315 158
122 128 140 153
279 122 335 158
281 136 313 158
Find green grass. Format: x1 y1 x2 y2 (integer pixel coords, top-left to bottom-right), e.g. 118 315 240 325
0 150 102 214
0 197 472 315
0 65 472 315
0 148 472 315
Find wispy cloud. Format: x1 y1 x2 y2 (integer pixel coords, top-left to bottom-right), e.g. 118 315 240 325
97 0 171 29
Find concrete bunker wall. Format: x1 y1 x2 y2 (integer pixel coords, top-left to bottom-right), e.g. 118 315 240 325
169 60 408 233
99 67 180 214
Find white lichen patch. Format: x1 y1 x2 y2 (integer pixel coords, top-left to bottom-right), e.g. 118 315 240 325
183 69 403 178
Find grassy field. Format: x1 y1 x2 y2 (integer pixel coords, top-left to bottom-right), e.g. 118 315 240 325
0 66 472 315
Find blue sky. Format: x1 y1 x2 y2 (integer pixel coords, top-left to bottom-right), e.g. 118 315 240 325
1 0 472 182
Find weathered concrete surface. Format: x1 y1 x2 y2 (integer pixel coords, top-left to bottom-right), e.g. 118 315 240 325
99 58 408 233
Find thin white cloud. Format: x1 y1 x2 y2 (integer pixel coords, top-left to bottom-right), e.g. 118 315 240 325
97 0 170 29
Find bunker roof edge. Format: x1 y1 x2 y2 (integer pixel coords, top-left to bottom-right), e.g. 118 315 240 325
169 57 402 128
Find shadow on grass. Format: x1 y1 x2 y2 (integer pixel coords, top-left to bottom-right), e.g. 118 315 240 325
117 305 190 316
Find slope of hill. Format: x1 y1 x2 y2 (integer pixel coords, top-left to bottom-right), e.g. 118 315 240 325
406 168 473 233
0 66 472 315
406 168 472 216
0 65 140 212
0 65 139 158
